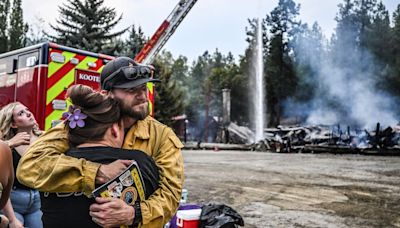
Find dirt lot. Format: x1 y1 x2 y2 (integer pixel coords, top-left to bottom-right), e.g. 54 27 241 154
182 150 400 228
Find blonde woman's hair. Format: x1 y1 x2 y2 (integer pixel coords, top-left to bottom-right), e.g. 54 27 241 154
0 102 41 141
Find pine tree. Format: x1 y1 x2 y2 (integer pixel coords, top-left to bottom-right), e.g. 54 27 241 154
265 0 300 126
8 0 27 51
116 24 147 58
333 0 381 67
50 0 127 54
171 55 189 85
392 4 400 70
185 51 211 135
170 55 190 114
0 0 9 53
363 1 392 92
153 52 185 127
365 2 391 62
126 24 147 58
185 49 250 141
388 4 400 97
332 0 359 67
230 55 250 125
292 22 325 103
356 0 378 48
206 51 248 125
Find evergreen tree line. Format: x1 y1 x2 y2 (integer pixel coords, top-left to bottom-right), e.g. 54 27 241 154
2 0 400 137
252 0 400 128
0 0 28 52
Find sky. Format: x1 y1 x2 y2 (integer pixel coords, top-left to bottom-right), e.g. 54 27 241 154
22 0 399 63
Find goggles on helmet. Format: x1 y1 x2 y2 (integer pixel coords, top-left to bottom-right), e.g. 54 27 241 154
102 65 154 90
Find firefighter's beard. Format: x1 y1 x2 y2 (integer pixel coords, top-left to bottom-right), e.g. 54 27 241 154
119 99 149 121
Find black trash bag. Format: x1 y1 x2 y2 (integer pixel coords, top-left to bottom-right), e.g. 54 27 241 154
199 203 244 228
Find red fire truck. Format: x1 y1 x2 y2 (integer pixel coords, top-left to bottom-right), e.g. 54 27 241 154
0 43 113 130
0 0 197 130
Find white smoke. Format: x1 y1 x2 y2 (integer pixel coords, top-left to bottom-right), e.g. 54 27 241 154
290 29 398 129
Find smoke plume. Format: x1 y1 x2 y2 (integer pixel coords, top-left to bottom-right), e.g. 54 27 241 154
287 29 398 129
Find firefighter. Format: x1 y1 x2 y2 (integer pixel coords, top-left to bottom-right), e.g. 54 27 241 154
17 57 184 227
40 84 159 228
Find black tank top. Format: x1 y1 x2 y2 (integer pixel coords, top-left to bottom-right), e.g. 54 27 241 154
12 148 32 190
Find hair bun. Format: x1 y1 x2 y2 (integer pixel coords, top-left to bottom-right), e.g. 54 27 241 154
67 85 104 109
65 85 121 147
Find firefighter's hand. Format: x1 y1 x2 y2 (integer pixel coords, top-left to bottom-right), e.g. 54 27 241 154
95 160 132 184
7 132 30 148
89 197 134 227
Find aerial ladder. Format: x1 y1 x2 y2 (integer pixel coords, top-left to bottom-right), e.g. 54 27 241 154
134 0 198 116
134 0 198 65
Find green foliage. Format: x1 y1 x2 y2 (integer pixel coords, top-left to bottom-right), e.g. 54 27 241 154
117 24 147 59
49 0 127 55
331 0 398 95
171 55 189 85
387 4 400 97
186 51 212 123
184 49 249 129
364 2 391 61
8 0 28 51
0 0 27 53
365 2 392 92
332 0 359 67
225 54 250 125
292 22 324 103
332 0 388 68
0 0 9 53
153 51 186 127
265 0 300 126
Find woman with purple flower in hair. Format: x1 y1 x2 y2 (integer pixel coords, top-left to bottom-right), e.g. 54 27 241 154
40 84 159 228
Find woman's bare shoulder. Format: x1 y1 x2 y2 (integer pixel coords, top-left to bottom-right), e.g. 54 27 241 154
0 141 11 159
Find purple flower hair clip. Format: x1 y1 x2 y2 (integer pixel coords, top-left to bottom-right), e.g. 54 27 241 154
62 106 87 129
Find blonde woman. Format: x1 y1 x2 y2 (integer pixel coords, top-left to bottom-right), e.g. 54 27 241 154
0 102 43 228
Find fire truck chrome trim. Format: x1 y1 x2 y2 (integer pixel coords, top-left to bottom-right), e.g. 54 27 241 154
15 65 48 72
87 62 97 68
50 52 65 63
70 58 79 65
52 99 67 110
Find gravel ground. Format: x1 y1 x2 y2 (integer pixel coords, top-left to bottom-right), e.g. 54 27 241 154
182 150 400 228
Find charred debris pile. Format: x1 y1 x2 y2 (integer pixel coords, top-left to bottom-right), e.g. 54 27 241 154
255 123 400 155
184 122 400 155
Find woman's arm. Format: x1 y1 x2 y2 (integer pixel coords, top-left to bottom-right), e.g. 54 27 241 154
1 200 23 228
0 142 13 209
